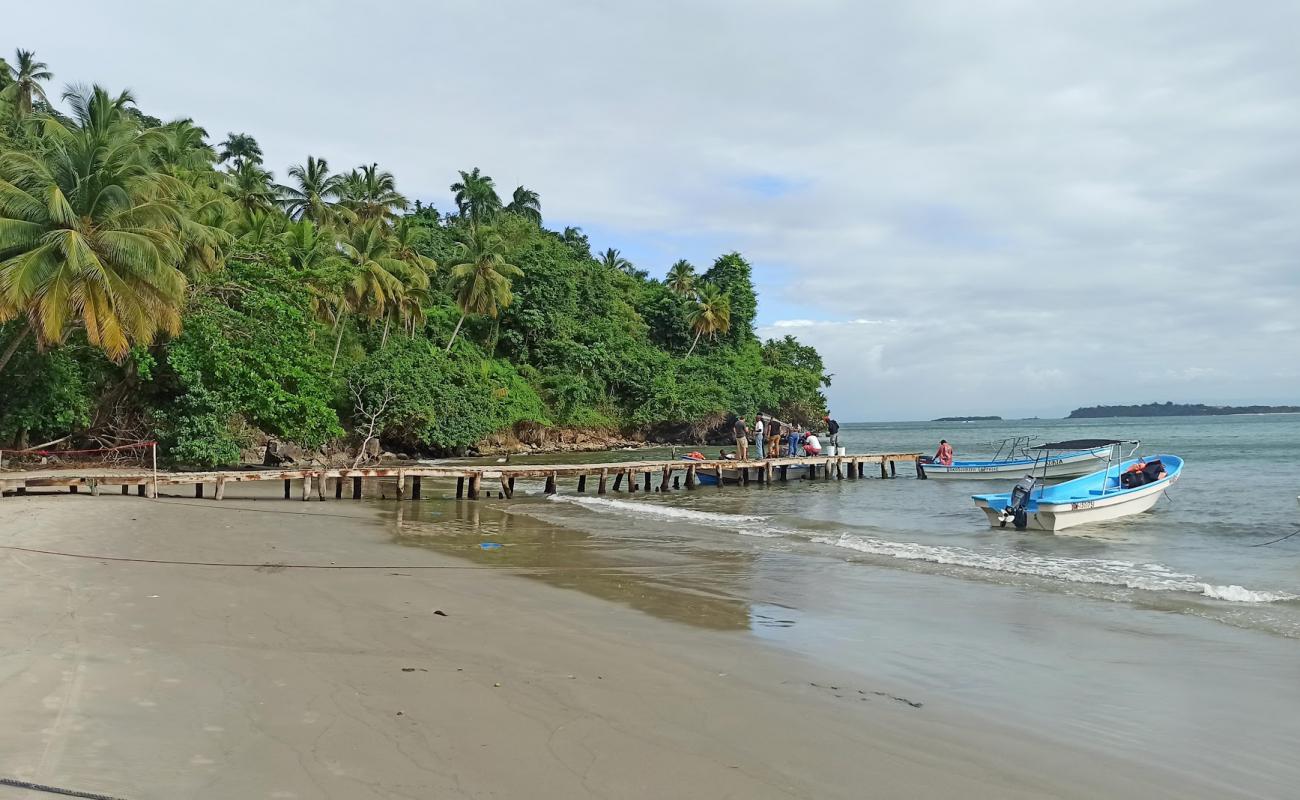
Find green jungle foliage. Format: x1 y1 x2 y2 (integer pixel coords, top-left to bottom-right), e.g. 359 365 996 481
0 49 829 467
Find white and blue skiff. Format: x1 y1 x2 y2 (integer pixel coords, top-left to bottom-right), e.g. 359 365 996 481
921 436 1117 480
972 452 1183 532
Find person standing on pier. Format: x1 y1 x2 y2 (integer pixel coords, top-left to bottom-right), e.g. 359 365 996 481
733 415 750 460
754 415 766 460
767 417 782 457
824 415 840 453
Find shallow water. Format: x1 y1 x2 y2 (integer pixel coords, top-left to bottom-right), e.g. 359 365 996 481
392 415 1300 796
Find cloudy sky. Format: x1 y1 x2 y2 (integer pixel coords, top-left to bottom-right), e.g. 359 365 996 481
11 1 1298 420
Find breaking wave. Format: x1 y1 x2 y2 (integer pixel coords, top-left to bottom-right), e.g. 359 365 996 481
814 533 1298 604
546 494 767 525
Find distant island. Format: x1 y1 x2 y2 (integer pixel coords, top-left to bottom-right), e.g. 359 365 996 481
932 415 1002 422
1068 402 1300 419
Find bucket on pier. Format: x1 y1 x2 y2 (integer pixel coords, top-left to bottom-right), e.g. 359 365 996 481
837 446 847 456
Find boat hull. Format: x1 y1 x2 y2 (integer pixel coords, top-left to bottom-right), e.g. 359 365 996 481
924 447 1112 480
972 455 1182 532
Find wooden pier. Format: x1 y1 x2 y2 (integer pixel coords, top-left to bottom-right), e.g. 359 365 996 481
0 452 925 501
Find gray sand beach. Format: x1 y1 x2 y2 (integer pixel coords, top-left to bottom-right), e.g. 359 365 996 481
0 488 1290 799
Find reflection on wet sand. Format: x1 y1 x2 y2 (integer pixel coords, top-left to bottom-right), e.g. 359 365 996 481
390 493 757 631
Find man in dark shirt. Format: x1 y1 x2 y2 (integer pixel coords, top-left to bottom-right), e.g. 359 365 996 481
733 415 750 460
824 415 841 452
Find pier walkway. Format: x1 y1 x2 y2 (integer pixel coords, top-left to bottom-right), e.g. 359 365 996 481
0 452 925 501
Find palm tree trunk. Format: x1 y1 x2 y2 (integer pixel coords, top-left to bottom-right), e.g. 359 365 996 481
446 314 466 352
330 316 347 375
686 328 703 357
381 317 391 348
0 327 32 376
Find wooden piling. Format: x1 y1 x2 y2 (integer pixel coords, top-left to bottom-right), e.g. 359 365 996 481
284 479 291 499
353 476 363 499
545 473 557 494
412 476 422 499
500 475 513 498
890 460 897 478
335 479 343 499
301 477 311 501
714 465 724 486
612 472 624 492
456 476 464 498
880 461 888 479
137 485 146 497
685 465 696 489
577 474 586 493
659 467 671 492
780 465 789 481
121 485 130 496
468 473 480 500
195 483 204 498
598 469 608 494
643 471 652 492
317 471 328 501
215 478 226 501
858 462 865 478
397 470 406 499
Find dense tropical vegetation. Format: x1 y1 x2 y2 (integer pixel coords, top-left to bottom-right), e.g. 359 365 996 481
0 50 829 466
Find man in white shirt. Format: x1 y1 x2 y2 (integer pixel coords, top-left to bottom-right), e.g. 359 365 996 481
802 432 821 456
753 416 766 459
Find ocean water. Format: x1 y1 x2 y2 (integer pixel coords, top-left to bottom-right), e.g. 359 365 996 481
395 414 1300 796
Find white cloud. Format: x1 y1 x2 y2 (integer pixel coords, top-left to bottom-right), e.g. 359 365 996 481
8 0 1299 419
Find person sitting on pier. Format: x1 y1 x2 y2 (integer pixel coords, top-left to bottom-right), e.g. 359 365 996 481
934 439 954 466
802 432 822 456
718 449 737 460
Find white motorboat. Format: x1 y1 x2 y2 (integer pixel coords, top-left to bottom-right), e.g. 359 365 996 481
971 441 1183 532
921 435 1119 480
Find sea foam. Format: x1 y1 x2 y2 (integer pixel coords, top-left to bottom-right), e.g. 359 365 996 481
815 533 1299 604
546 494 767 525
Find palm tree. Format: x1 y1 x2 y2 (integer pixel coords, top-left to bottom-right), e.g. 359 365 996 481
278 155 349 225
2 49 52 117
224 159 277 216
665 259 696 296
598 247 632 273
685 283 731 356
217 132 262 169
445 227 521 351
0 85 187 369
154 119 216 174
339 163 408 225
336 223 433 352
504 185 541 225
449 167 501 229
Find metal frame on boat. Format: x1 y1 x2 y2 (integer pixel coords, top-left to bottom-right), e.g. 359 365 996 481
971 440 1182 532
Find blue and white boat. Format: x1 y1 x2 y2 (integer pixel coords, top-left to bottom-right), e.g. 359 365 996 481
921 435 1115 480
972 442 1183 532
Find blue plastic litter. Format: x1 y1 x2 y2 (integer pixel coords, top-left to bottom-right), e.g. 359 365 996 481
479 542 503 550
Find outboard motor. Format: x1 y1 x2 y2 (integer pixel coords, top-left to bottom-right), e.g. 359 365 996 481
998 474 1037 530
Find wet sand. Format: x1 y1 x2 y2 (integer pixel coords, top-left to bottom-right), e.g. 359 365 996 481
0 492 1219 799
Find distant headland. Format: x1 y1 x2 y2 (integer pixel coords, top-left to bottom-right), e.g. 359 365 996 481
1067 402 1300 419
932 415 1003 422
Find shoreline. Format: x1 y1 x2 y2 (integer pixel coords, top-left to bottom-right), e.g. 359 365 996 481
0 492 1231 799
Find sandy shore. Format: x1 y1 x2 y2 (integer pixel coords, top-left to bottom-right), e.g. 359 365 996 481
0 492 1208 799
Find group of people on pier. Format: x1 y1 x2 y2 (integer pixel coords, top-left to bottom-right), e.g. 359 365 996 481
727 414 839 460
